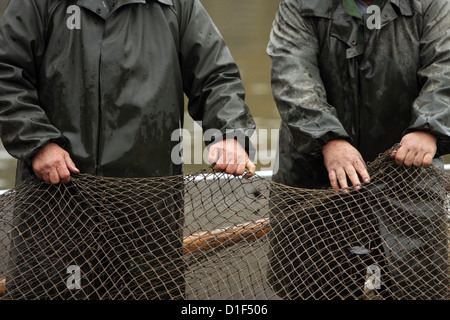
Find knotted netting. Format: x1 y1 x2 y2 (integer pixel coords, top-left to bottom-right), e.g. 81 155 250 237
0 147 448 300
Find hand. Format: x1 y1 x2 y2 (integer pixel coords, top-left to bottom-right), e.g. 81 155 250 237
390 131 437 168
32 142 80 184
322 139 370 190
208 139 256 178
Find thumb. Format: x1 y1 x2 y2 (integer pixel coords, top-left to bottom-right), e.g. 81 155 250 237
65 154 80 174
244 159 256 179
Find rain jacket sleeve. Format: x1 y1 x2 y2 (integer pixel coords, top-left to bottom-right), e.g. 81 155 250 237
267 0 351 158
0 0 66 164
406 0 450 157
178 0 255 155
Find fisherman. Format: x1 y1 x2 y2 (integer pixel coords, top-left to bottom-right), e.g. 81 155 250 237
0 0 255 299
267 0 450 299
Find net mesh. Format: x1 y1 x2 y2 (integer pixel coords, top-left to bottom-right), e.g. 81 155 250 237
0 146 448 300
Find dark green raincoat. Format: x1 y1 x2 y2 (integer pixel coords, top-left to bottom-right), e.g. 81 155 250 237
0 0 255 184
0 0 255 299
268 0 450 189
267 0 450 300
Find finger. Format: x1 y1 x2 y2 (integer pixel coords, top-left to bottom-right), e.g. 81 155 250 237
214 155 227 172
234 163 246 176
56 164 71 184
422 153 433 168
231 148 247 176
412 153 423 168
328 169 340 190
244 160 256 179
224 162 238 176
42 172 51 184
65 154 80 174
344 165 362 189
336 168 349 190
48 169 60 185
354 159 370 183
403 150 416 167
34 167 43 181
32 159 44 180
394 147 407 166
222 146 239 175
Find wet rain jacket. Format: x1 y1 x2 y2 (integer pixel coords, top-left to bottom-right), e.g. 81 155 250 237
0 0 255 184
268 0 450 189
267 0 450 300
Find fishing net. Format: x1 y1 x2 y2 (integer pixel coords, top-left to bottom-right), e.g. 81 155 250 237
0 146 448 300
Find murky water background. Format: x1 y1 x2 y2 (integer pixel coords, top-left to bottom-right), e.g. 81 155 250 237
0 0 281 189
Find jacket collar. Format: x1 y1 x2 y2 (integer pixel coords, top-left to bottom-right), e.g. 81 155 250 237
390 0 413 17
77 0 173 20
156 0 173 5
300 0 413 19
328 0 414 59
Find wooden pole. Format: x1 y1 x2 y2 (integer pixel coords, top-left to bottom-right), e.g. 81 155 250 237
183 218 270 255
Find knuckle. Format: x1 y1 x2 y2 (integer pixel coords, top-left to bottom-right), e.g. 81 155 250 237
50 177 60 184
423 157 432 167
55 157 65 166
214 163 226 171
33 163 42 172
345 165 356 173
61 171 70 179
